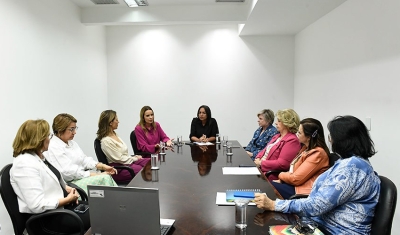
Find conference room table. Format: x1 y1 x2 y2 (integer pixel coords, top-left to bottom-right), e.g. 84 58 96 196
85 141 297 235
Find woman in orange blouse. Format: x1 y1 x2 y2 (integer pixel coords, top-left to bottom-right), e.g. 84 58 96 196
271 118 330 199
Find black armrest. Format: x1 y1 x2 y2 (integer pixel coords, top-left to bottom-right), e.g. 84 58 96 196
113 165 136 178
26 208 84 235
265 170 283 178
67 182 88 201
289 194 309 200
135 152 152 157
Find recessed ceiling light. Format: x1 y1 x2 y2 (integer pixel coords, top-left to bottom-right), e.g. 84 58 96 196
124 0 138 7
124 0 148 7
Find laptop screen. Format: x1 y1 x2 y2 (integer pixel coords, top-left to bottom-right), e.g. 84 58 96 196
87 185 162 235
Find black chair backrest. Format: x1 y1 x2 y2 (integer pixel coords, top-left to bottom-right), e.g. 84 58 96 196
328 153 340 167
130 130 140 155
0 164 31 235
371 175 397 235
94 139 110 165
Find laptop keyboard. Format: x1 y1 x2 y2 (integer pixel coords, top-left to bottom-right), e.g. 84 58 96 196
160 225 169 235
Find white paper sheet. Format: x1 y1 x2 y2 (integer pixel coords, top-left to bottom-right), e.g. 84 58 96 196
194 142 214 146
222 167 260 175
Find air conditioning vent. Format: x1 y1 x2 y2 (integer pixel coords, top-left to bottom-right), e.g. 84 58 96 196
90 0 119 5
135 0 148 6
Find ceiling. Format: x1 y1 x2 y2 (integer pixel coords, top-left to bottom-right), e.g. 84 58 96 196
70 0 347 35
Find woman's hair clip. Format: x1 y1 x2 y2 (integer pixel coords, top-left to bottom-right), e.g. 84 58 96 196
312 130 318 138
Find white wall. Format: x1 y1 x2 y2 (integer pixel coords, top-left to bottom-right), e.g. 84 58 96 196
294 0 400 233
0 0 108 233
106 25 295 149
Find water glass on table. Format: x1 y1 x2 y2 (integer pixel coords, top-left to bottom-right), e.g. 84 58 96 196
223 136 228 147
234 199 250 229
226 142 233 156
151 154 159 169
216 134 221 144
159 141 166 155
177 135 183 146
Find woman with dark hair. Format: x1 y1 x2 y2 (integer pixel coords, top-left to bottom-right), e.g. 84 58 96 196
11 119 90 233
190 105 219 142
270 118 330 199
245 109 278 160
98 110 149 182
134 106 172 153
254 115 380 235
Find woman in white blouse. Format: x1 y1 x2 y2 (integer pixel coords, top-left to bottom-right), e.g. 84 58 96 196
44 113 117 194
97 110 150 182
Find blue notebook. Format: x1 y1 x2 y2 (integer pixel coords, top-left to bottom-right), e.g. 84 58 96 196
226 189 261 202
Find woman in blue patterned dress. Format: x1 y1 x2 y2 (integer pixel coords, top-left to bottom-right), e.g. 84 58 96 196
254 115 380 235
245 109 278 160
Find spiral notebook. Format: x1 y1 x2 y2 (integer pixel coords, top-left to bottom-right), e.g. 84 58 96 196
226 189 261 202
215 189 261 205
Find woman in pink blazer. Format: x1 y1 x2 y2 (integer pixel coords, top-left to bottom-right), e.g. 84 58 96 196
254 109 301 180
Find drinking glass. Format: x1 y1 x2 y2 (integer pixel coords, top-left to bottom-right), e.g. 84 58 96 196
234 199 249 229
216 134 221 144
159 141 166 155
226 142 233 156
223 136 228 147
177 135 183 146
151 154 159 169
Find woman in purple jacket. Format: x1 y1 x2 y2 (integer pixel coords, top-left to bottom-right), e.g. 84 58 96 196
254 109 301 180
134 106 172 153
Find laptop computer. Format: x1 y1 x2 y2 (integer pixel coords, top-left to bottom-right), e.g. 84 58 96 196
87 185 175 235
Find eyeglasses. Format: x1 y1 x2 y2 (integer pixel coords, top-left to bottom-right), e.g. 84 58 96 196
67 127 78 132
49 133 54 139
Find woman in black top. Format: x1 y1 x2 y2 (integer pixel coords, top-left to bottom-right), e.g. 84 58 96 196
190 105 219 142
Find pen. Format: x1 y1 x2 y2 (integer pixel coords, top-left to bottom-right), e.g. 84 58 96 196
238 164 256 167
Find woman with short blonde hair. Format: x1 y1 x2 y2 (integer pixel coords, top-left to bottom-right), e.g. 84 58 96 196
254 109 301 180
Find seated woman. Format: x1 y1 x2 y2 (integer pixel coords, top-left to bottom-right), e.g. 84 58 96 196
44 113 117 194
245 109 278 160
190 105 219 142
254 109 301 180
10 119 90 233
98 110 149 182
134 106 172 153
270 118 330 199
254 116 380 235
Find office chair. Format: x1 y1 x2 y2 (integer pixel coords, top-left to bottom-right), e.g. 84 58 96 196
94 138 135 185
130 130 151 156
0 164 85 235
370 175 397 235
